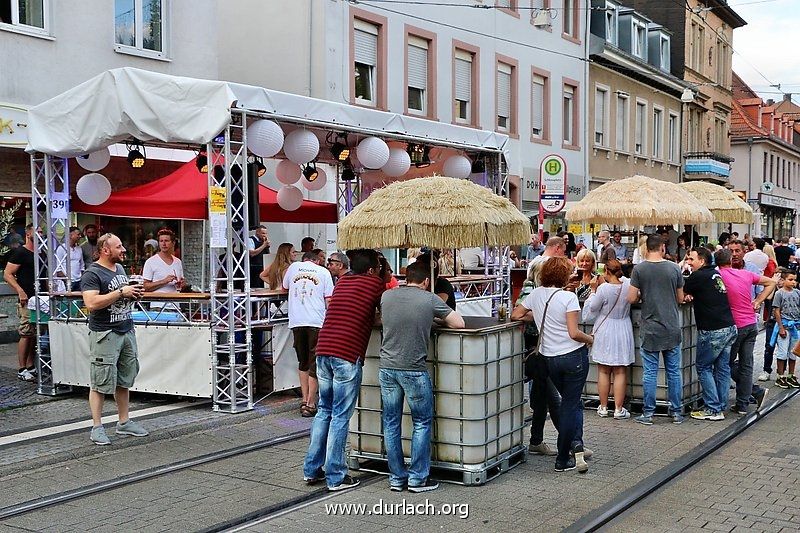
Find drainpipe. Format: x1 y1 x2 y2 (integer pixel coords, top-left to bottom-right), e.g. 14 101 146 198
747 137 754 235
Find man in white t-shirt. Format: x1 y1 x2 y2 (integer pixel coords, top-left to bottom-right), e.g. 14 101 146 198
55 226 85 291
283 251 335 417
142 229 186 309
459 247 484 270
527 236 567 284
743 237 769 275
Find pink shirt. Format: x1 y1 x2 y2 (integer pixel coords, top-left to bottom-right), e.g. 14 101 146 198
718 267 760 328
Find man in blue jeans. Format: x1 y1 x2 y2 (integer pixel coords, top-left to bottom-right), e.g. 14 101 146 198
628 234 686 425
302 249 386 491
378 261 465 492
683 247 737 420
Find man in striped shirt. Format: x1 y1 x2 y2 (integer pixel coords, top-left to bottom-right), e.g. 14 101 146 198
302 249 387 491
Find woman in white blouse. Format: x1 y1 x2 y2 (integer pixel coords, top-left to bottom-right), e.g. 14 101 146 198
512 256 594 474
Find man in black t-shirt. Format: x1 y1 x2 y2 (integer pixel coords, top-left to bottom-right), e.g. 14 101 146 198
80 233 148 446
774 237 794 268
683 247 737 421
3 224 37 382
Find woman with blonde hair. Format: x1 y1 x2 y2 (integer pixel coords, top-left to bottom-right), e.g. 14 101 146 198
631 235 648 265
568 248 602 302
261 243 295 289
763 244 777 278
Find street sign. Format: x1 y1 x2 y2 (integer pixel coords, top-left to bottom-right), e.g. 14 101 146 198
539 154 567 214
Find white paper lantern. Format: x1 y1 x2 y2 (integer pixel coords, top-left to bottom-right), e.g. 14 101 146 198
76 173 112 205
277 185 304 211
276 160 301 185
247 120 284 158
283 129 319 164
381 148 411 178
356 137 390 169
303 167 327 191
76 148 111 172
443 155 472 179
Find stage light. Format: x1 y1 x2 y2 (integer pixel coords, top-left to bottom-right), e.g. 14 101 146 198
341 158 357 181
471 159 485 174
196 153 208 173
408 144 431 168
127 144 146 168
303 162 319 182
331 142 351 162
253 157 267 177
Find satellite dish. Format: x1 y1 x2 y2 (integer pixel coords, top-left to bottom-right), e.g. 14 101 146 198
761 182 774 193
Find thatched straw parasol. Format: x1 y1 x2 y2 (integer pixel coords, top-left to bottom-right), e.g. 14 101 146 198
566 175 714 227
337 176 530 249
679 181 754 224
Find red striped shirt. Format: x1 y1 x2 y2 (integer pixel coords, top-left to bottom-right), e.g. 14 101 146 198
315 274 385 364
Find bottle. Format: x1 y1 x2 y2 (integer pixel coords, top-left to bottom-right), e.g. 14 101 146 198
498 305 507 322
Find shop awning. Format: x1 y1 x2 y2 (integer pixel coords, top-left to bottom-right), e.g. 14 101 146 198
71 160 338 223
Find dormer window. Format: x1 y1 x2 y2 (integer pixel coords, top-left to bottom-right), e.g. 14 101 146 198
605 1 617 46
632 20 647 59
660 35 670 71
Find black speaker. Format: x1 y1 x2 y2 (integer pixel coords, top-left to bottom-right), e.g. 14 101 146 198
245 162 261 230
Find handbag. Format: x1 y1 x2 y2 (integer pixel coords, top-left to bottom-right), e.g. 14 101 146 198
523 289 560 381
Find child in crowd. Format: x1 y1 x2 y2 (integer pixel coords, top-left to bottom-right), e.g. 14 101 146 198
772 270 800 388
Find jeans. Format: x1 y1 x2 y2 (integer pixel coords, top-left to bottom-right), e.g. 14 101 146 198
545 347 589 464
696 326 736 413
730 324 758 410
640 344 683 416
524 333 562 446
303 356 362 487
379 368 434 487
764 319 776 373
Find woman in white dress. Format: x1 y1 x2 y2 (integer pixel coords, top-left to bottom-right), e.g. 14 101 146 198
582 259 634 420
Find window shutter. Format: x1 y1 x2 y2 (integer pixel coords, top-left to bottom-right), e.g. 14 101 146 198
532 76 545 133
408 43 427 90
616 97 626 150
595 90 605 136
354 23 378 66
455 57 472 101
497 65 511 119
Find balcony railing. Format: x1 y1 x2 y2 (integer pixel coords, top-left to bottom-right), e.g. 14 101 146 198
684 151 733 179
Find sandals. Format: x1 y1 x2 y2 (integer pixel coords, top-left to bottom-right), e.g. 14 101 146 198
301 404 317 417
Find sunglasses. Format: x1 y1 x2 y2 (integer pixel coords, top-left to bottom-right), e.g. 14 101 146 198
327 259 343 265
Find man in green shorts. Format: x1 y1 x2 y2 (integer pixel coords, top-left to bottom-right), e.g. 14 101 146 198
80 233 148 445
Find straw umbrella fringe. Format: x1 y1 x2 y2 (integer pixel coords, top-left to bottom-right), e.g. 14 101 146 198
566 175 715 226
337 176 531 249
679 181 754 224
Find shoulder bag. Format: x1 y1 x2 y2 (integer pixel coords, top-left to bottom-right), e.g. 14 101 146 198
592 283 623 336
523 289 560 381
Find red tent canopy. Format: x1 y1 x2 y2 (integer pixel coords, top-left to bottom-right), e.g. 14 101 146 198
71 160 338 223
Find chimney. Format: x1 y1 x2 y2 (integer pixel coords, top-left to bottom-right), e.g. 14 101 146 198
784 93 793 103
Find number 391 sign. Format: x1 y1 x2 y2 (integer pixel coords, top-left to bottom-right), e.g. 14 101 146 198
539 154 567 214
50 192 69 219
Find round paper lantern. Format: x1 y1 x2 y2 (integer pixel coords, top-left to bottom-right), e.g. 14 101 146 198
283 129 319 164
443 154 472 179
76 148 111 172
303 167 327 191
356 136 390 169
276 160 301 185
381 148 411 178
276 185 304 211
76 173 112 205
247 119 284 158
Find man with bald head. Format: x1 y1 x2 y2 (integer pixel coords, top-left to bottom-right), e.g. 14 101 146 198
527 236 566 285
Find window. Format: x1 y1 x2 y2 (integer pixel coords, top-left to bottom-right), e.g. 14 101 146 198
688 108 702 152
562 83 578 146
652 107 663 159
714 116 726 153
634 100 647 155
1 0 48 34
531 72 549 140
563 0 574 36
605 2 617 45
763 153 768 181
632 20 647 59
668 112 679 163
354 19 380 106
454 48 475 125
691 23 704 74
115 0 165 56
660 36 670 71
716 39 729 86
615 93 629 152
594 86 609 147
407 35 429 116
497 62 513 132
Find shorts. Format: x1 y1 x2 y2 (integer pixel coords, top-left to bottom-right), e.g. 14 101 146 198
17 304 34 337
292 327 320 378
774 333 798 362
89 330 139 394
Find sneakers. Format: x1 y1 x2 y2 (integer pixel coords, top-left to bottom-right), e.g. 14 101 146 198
573 445 589 474
528 441 557 456
596 405 609 418
776 376 790 389
614 407 631 420
757 371 771 382
634 414 654 426
389 484 405 492
787 375 800 388
328 475 360 492
90 425 111 446
17 369 35 382
672 414 685 425
303 469 325 485
730 405 748 415
754 388 769 411
115 419 149 437
408 478 439 493
690 409 724 421
554 457 576 472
